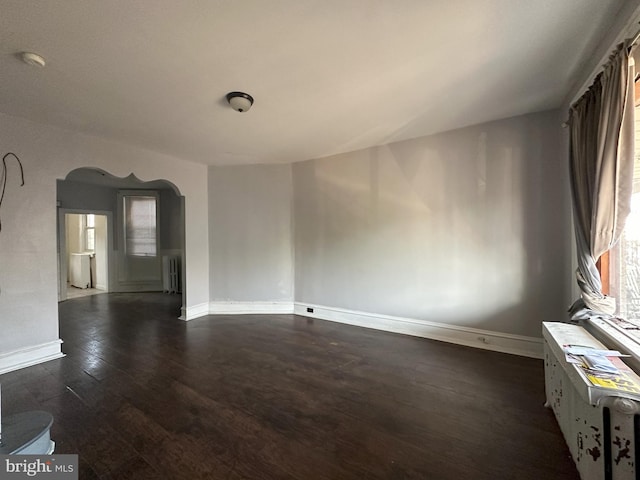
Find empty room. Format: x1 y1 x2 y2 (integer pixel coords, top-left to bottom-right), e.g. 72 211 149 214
2 1 640 479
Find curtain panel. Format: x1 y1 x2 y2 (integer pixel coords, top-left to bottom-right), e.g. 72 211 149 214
569 42 635 319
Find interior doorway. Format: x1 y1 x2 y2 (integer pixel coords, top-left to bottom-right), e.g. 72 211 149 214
56 167 186 314
58 210 111 301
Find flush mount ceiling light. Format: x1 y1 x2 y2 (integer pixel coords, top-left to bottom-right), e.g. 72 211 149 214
21 52 46 68
226 92 254 112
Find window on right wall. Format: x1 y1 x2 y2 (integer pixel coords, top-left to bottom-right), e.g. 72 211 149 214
608 77 640 320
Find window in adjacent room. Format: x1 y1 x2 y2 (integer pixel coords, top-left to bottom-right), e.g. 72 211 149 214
84 214 95 252
122 192 158 257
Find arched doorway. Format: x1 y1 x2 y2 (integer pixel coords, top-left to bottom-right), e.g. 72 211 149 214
56 167 186 314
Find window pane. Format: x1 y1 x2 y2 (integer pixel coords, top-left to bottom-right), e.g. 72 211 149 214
86 214 95 228
615 194 640 320
86 228 95 251
124 196 157 256
611 96 640 320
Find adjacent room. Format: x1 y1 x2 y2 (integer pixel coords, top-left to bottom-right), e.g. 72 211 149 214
1 1 640 478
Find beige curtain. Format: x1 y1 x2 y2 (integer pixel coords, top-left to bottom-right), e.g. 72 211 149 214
569 42 635 319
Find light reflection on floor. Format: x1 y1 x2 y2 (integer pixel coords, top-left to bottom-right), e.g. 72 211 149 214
65 285 106 299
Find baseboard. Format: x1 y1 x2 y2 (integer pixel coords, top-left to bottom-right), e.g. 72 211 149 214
180 302 210 321
181 301 294 320
294 303 543 358
0 340 65 375
113 281 164 292
209 302 294 315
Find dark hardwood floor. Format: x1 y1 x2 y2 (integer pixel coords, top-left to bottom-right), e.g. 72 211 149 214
0 293 579 479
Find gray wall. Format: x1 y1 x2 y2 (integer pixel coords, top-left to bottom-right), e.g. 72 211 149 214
57 180 117 212
58 180 182 251
293 109 571 338
159 189 183 251
209 164 294 302
205 109 571 339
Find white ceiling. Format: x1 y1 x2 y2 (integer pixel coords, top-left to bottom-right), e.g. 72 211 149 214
0 0 633 165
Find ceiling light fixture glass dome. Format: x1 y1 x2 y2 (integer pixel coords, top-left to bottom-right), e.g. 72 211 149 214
226 92 254 112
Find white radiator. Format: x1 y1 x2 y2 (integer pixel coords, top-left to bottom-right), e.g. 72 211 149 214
162 255 181 294
543 322 640 480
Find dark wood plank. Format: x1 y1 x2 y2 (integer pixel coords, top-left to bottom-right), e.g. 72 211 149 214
0 292 579 479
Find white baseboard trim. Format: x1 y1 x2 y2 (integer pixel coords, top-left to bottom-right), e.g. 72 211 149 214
180 302 210 321
294 303 543 359
113 281 164 293
181 301 295 320
209 301 294 315
0 340 65 375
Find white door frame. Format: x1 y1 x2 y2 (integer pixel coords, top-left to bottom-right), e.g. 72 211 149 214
58 208 113 301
